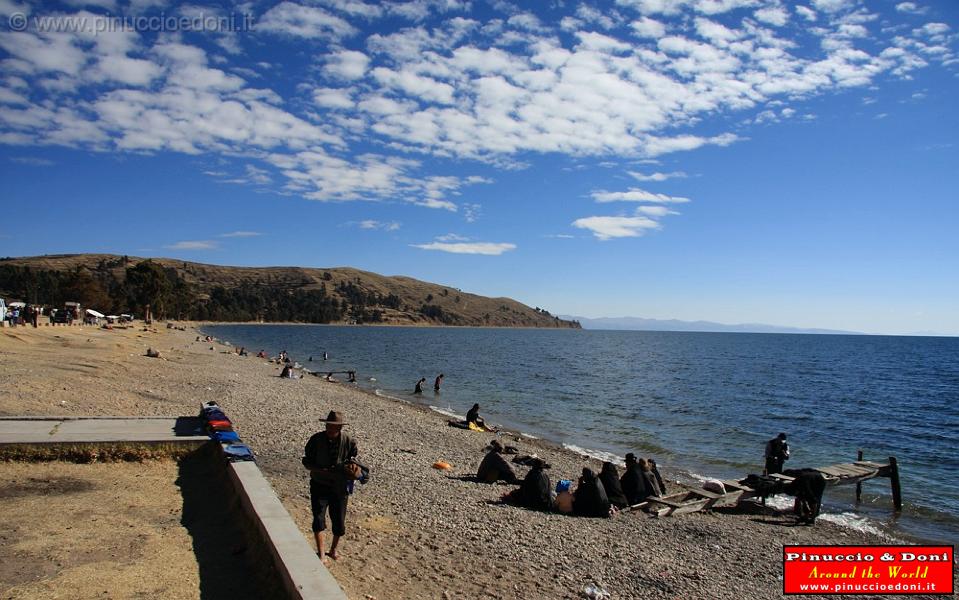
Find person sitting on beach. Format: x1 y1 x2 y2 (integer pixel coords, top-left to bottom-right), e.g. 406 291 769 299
434 374 444 392
554 479 574 514
326 372 338 383
504 458 552 511
348 371 356 383
466 403 486 429
620 453 645 505
414 377 426 394
573 468 611 518
280 365 296 379
638 458 662 499
649 458 667 495
599 461 629 509
145 347 160 358
477 440 519 484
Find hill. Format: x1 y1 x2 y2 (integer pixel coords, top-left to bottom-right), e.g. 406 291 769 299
561 315 856 335
0 254 578 329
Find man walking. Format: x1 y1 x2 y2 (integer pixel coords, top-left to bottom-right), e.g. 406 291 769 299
764 432 790 475
303 410 358 565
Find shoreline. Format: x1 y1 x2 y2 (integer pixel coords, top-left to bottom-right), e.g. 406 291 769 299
205 323 944 547
3 323 946 599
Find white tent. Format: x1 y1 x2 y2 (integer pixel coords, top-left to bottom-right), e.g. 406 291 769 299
86 309 105 318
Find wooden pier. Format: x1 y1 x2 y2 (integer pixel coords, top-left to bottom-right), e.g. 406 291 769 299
644 451 902 517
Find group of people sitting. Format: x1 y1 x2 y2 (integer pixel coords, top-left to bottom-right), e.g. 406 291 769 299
476 440 665 517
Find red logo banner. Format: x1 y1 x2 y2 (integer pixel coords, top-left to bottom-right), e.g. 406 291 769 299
783 545 954 595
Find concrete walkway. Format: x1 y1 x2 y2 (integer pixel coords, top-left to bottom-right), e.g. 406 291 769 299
0 415 209 444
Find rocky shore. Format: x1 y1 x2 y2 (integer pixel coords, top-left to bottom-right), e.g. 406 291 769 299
0 323 894 599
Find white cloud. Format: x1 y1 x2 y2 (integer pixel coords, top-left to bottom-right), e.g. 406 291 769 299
810 0 851 14
412 241 516 255
795 5 817 21
572 215 660 240
628 170 687 182
258 3 357 40
167 240 218 250
325 50 370 80
436 233 469 241
357 220 401 231
313 87 354 109
591 188 690 203
219 231 263 238
463 203 482 222
895 2 928 15
630 17 667 39
754 6 789 27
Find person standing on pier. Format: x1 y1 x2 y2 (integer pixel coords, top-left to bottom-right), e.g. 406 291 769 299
764 432 790 475
303 411 358 565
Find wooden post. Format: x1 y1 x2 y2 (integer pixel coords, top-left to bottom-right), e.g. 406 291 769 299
855 449 863 503
889 456 902 512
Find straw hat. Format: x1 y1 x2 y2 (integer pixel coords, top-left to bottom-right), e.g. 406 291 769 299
323 410 347 425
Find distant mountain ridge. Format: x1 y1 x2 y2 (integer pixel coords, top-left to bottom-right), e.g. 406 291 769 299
560 315 859 335
0 254 578 329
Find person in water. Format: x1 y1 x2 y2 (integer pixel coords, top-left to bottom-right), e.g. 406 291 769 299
465 403 486 429
476 440 519 484
599 461 629 509
414 378 426 394
505 458 552 511
573 468 611 518
434 374 444 392
302 411 358 565
765 432 790 475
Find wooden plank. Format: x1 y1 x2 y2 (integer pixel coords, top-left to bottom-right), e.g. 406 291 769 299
723 480 753 492
769 473 795 482
815 466 848 477
711 490 745 508
853 461 886 469
681 484 721 499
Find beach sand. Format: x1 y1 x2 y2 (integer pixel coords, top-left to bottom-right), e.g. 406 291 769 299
1 324 900 599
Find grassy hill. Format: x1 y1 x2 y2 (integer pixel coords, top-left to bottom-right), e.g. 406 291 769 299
0 254 578 328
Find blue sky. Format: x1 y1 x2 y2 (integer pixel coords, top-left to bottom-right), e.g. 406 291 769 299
1 0 957 335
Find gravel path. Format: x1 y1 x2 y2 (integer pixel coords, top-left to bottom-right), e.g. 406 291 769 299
1 324 911 600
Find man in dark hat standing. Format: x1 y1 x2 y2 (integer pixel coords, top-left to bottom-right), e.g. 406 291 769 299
303 410 358 565
765 432 790 475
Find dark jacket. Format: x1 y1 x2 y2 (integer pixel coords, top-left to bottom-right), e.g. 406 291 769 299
302 432 357 493
466 405 480 425
642 470 661 498
599 463 629 508
517 466 552 511
477 450 518 483
573 470 611 518
621 464 645 505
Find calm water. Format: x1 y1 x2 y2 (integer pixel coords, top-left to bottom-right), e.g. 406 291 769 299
206 325 959 544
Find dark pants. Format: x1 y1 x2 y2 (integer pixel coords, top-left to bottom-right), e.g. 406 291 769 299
766 457 785 475
310 480 348 536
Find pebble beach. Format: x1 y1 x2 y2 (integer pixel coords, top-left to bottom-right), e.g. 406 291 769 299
0 323 903 600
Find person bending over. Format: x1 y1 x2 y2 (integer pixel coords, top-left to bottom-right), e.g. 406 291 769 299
465 403 486 429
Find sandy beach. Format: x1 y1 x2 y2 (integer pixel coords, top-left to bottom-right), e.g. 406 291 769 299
0 323 907 599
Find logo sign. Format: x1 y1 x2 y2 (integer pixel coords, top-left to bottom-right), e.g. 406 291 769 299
783 545 954 595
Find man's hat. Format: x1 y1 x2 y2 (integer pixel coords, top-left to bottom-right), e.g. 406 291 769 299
323 410 347 425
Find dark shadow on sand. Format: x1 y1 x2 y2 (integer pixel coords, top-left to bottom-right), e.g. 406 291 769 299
173 416 206 437
176 445 278 600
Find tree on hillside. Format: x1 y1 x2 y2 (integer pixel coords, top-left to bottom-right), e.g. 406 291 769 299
126 260 171 319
